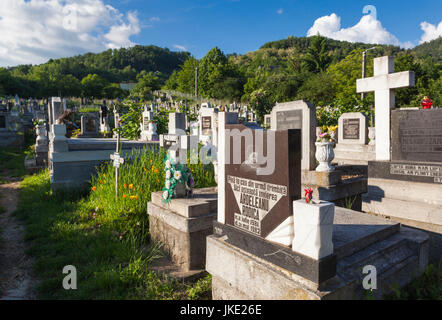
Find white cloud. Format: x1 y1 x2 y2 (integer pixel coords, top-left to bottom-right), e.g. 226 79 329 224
307 13 411 48
150 16 160 22
173 44 187 51
277 8 283 15
420 21 442 44
0 0 141 67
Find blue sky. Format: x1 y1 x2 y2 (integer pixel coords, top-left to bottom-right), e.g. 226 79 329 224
0 0 441 66
109 0 442 57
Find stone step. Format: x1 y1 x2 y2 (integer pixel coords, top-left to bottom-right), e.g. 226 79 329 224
337 234 414 282
333 207 400 259
362 194 442 226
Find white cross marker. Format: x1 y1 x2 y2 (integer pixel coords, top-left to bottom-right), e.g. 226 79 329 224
357 56 415 161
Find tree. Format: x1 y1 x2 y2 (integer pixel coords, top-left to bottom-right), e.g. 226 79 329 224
303 35 331 73
132 71 162 100
81 74 108 99
296 73 335 106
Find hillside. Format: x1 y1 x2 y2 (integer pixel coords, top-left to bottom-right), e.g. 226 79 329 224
410 37 442 62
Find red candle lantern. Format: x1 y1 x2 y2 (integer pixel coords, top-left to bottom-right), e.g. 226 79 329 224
421 96 433 109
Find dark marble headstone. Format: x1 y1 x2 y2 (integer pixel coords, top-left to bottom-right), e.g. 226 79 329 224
368 160 442 185
343 118 360 140
224 124 301 238
85 118 97 133
0 115 5 128
276 109 302 130
391 109 442 162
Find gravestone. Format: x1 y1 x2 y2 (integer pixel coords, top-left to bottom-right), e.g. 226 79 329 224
221 124 301 244
140 106 158 141
264 114 271 129
79 113 100 138
270 100 317 171
50 97 64 125
99 102 110 133
338 112 368 145
206 112 429 300
198 106 219 146
391 109 442 162
357 56 415 161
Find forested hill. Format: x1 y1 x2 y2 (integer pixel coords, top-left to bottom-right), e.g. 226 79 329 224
410 37 442 62
2 45 190 98
260 36 403 63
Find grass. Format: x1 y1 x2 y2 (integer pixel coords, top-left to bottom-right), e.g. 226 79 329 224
14 148 215 299
386 263 442 300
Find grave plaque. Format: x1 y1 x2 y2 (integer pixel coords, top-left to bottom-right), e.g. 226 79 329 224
276 110 302 131
143 117 149 131
85 118 97 133
224 124 301 238
391 109 442 162
0 115 5 128
202 116 212 130
343 119 360 140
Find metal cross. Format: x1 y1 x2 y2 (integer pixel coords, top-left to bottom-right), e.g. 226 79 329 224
110 122 125 199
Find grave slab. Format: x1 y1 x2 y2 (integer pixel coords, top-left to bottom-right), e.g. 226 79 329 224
207 206 428 300
147 187 217 271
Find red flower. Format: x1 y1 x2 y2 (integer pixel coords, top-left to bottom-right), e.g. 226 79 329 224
304 188 313 203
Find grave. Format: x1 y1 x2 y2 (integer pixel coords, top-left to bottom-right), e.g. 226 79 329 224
139 106 158 141
148 112 222 276
334 112 375 165
48 123 159 192
362 108 442 262
206 117 429 300
198 105 219 146
270 101 367 207
0 110 24 147
78 113 101 138
270 100 317 171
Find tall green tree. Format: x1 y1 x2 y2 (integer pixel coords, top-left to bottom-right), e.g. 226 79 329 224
303 35 332 73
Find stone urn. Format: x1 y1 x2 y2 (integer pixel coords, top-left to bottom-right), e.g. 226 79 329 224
368 127 376 145
292 199 335 260
315 142 335 172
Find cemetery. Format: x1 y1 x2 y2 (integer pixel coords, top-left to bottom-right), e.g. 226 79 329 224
0 2 441 303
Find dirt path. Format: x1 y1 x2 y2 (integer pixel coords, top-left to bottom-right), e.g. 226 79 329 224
0 180 37 300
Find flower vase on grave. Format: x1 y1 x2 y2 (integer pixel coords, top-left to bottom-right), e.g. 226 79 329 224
292 198 335 260
315 142 335 172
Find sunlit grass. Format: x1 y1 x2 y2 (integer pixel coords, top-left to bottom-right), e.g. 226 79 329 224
15 147 215 299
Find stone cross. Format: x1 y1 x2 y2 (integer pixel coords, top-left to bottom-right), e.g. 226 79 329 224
356 56 415 161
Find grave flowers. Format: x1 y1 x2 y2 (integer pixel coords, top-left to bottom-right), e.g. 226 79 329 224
162 154 194 203
315 128 335 172
292 188 335 260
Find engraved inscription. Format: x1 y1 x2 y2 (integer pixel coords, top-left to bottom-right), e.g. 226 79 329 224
343 118 360 140
276 110 302 130
202 116 212 130
390 163 442 184
399 112 442 154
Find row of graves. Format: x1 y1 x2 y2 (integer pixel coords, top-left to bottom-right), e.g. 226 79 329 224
0 96 46 148
31 97 161 191
144 55 440 299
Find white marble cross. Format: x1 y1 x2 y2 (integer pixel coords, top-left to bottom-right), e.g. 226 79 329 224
356 56 415 161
